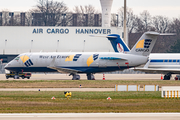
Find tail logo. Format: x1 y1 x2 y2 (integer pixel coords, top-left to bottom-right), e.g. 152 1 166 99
135 39 152 52
20 55 34 67
117 43 124 53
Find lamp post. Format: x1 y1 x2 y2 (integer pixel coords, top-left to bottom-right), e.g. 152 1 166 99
4 39 7 55
116 14 118 27
123 0 128 46
56 40 59 52
30 40 33 52
83 40 86 52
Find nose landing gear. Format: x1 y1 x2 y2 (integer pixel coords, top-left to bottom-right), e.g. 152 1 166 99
163 73 171 80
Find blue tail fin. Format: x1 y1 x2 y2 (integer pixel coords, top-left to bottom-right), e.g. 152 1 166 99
107 34 130 53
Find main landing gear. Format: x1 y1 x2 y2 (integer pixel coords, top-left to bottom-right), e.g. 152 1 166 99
69 73 95 80
69 73 80 80
163 73 171 80
86 73 95 80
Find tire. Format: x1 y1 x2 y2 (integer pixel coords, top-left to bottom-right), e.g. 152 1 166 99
27 77 30 79
21 76 24 79
76 75 80 80
6 76 9 79
163 75 170 80
14 75 19 79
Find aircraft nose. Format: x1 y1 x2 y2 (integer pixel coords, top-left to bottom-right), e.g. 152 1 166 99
4 63 9 69
4 62 13 70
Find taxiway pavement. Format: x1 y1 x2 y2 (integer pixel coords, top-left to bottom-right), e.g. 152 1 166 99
0 74 176 80
0 113 180 120
0 88 114 91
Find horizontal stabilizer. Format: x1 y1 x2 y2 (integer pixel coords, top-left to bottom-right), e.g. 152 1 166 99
160 33 177 36
89 35 117 38
90 34 130 53
144 32 176 36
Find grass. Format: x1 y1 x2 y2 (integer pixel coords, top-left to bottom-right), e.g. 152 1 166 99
0 80 180 88
0 91 180 113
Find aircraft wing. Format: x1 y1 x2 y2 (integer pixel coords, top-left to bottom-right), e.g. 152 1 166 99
47 58 80 74
47 66 80 74
134 68 180 74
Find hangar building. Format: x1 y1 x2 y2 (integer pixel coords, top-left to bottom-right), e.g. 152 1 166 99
0 0 127 63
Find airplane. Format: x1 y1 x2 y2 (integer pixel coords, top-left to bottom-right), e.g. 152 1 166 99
134 53 180 80
105 32 177 80
4 31 160 80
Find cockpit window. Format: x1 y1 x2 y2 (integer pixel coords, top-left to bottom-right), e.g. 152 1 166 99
15 57 20 61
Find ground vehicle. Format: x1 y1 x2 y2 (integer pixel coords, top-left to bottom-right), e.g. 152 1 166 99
5 71 31 79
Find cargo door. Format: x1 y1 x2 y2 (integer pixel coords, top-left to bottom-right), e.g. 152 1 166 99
98 59 108 68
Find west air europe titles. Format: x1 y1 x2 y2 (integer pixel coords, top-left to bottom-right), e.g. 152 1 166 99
32 28 111 34
39 55 69 59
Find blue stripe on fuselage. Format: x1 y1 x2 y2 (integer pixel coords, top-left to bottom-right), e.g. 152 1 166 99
5 66 132 73
150 59 180 63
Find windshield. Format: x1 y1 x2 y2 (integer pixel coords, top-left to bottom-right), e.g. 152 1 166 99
14 56 20 61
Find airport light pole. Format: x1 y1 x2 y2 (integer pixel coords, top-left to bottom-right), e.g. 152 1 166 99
83 40 86 52
30 40 33 53
3 39 7 55
123 0 128 46
116 14 118 27
56 40 59 52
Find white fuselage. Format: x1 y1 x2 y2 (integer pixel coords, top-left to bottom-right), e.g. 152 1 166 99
148 53 180 69
5 52 148 74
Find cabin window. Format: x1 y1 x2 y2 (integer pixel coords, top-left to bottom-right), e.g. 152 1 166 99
166 60 169 62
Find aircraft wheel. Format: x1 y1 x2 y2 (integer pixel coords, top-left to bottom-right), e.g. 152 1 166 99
14 75 19 79
72 74 80 80
87 73 95 80
76 75 80 80
164 75 171 80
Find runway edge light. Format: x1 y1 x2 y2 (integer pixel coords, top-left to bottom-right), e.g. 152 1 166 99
51 96 56 99
107 97 111 100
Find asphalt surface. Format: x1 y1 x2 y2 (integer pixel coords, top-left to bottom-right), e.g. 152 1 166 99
0 74 175 80
0 113 180 120
0 74 168 91
0 88 115 91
